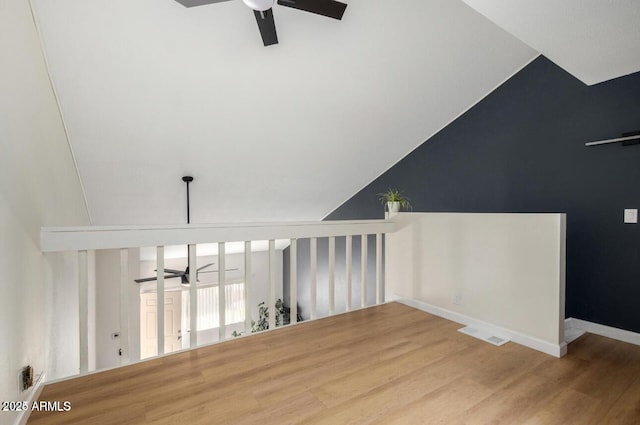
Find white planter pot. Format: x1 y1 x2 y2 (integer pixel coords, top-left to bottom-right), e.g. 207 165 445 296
386 201 400 218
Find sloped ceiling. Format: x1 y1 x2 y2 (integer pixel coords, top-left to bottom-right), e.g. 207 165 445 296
463 0 640 86
32 0 536 225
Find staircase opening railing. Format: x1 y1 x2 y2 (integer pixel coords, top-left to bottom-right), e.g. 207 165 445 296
41 220 396 379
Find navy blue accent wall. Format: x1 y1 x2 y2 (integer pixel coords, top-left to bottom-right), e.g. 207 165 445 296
325 56 640 333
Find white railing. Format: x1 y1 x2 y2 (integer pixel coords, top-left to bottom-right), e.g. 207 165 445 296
41 220 396 376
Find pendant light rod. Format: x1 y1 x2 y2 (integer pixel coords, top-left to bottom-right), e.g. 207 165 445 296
182 176 193 224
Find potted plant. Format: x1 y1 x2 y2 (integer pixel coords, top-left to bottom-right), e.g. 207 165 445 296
378 188 411 217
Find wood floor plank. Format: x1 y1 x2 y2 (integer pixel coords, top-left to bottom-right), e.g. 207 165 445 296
27 303 640 425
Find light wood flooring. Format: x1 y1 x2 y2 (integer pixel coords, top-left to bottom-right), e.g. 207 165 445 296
28 302 640 424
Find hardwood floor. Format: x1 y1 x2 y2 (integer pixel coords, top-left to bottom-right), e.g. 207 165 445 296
28 302 640 424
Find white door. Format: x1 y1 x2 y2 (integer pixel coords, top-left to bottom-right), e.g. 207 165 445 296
140 291 182 359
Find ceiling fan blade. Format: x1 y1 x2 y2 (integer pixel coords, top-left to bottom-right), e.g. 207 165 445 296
155 268 186 275
197 263 215 271
174 0 233 8
253 8 279 46
134 274 184 283
277 0 346 20
198 268 240 273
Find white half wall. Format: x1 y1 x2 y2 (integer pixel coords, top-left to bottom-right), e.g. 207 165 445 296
386 213 566 356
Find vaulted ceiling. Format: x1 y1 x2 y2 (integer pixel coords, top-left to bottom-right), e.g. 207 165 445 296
31 0 639 225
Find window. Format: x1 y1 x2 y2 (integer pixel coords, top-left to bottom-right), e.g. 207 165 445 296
196 283 245 330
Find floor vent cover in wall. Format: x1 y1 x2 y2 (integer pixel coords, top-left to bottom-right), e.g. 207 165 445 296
458 326 510 346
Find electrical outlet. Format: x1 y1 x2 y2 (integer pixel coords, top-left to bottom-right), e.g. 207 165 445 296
453 293 462 305
624 209 638 224
20 366 33 391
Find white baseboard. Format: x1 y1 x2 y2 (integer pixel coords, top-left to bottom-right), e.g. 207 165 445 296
397 298 567 358
14 372 46 425
565 317 640 346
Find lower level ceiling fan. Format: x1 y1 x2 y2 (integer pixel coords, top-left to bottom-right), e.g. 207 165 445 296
175 0 348 46
134 176 237 284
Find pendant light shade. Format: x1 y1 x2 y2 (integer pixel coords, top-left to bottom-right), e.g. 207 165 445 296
242 0 274 11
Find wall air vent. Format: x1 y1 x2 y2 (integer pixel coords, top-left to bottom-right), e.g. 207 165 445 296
458 326 510 346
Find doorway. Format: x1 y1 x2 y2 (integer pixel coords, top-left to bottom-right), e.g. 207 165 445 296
140 291 182 359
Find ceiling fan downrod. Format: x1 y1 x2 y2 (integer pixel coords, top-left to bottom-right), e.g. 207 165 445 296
182 175 193 224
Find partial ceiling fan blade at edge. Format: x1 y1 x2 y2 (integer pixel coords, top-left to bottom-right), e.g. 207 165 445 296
156 268 186 275
254 8 278 46
197 263 215 271
277 0 347 20
198 268 240 273
174 0 233 8
134 274 184 284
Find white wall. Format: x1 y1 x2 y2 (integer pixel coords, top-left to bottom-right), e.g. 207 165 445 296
386 213 566 356
94 249 140 371
0 0 90 421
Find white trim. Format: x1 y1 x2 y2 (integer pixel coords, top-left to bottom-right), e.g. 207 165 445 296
14 373 46 425
28 0 92 224
566 318 640 346
396 297 567 358
41 220 396 252
585 134 640 147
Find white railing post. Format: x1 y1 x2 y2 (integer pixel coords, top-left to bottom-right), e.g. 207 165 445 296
119 248 130 364
361 234 367 308
78 250 89 374
244 241 252 333
218 242 226 341
376 233 382 305
310 237 317 320
290 238 297 324
346 235 352 312
156 246 165 356
269 240 277 330
189 244 197 348
328 236 335 315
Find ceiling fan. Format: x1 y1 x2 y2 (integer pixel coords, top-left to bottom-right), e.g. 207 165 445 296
134 176 237 284
174 0 348 46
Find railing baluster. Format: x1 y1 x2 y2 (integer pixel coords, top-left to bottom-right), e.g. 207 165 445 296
218 242 226 341
78 250 89 374
346 235 352 312
310 237 317 320
376 234 382 305
189 244 197 348
361 234 367 308
269 240 277 330
290 238 298 324
119 248 129 364
244 241 252 333
328 236 335 315
156 246 165 356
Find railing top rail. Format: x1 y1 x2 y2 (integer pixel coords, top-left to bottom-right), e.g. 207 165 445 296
41 219 397 252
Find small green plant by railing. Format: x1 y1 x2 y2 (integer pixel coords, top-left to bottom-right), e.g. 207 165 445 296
232 298 286 337
377 188 412 211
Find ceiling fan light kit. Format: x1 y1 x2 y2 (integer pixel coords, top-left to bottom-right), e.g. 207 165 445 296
174 0 347 46
243 0 274 11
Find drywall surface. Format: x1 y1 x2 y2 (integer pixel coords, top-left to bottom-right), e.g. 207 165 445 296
0 0 89 420
386 213 566 347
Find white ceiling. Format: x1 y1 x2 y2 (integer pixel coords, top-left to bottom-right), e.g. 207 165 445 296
32 0 537 225
463 0 640 86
